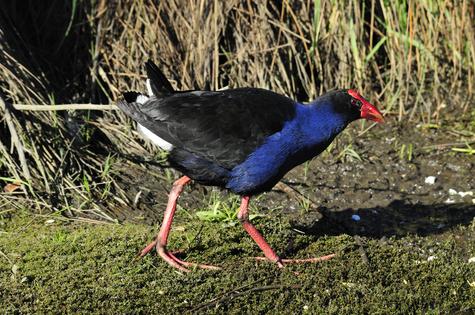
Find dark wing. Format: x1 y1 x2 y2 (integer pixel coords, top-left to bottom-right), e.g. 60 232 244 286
118 88 296 169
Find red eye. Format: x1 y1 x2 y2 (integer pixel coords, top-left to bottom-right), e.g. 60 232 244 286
351 98 362 108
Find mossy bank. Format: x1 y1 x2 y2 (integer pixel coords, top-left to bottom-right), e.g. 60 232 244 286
1 212 474 314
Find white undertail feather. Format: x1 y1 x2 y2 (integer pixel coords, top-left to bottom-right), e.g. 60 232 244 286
146 79 153 96
135 94 149 104
134 78 174 151
137 124 173 151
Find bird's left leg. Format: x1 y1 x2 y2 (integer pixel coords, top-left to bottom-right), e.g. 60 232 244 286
237 196 336 267
139 176 220 272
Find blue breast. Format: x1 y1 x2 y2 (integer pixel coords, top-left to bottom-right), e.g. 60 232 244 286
226 101 349 195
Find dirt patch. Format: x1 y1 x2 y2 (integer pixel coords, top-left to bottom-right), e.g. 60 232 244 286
114 119 475 239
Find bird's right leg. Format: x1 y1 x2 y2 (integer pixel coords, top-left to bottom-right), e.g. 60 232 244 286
237 196 284 267
237 196 336 267
139 176 219 272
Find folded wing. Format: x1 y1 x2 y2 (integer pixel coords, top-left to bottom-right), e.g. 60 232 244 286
117 88 296 169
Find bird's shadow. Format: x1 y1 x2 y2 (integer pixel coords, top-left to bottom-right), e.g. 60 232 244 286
291 200 475 239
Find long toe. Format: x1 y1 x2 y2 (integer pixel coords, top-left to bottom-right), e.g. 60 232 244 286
167 252 221 270
157 247 191 272
138 240 158 257
156 245 220 272
254 253 336 265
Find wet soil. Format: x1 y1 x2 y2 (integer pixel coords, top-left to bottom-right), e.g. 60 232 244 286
116 119 475 241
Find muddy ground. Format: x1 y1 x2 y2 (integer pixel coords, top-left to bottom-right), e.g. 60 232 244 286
119 117 475 238
1 118 475 313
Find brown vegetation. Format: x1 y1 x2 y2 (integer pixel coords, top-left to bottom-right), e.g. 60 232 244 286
0 0 474 214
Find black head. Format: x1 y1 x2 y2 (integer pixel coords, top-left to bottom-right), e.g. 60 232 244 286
323 89 384 123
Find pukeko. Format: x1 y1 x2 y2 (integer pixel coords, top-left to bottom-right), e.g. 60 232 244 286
117 60 384 272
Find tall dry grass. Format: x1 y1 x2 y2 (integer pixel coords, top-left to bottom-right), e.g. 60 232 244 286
0 0 474 217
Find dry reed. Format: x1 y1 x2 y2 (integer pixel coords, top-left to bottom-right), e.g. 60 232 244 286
0 0 473 218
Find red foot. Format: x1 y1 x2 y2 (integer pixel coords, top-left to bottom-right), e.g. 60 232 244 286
138 240 220 272
139 186 335 272
165 251 221 271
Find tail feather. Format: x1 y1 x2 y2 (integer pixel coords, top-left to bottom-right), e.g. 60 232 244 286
117 98 176 151
122 91 144 102
117 92 150 124
145 60 174 97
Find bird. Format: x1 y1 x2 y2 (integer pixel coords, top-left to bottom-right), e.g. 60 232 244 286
117 60 384 272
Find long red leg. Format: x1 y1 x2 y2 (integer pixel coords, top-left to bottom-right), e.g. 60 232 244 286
139 176 220 272
237 196 336 266
237 196 284 267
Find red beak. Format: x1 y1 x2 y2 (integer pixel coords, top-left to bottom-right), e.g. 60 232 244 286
361 102 384 123
347 89 384 123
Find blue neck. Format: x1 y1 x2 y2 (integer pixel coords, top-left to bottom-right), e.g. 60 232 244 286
226 100 352 194
294 100 350 146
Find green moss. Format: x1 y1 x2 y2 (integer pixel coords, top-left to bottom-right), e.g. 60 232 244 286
1 214 474 314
